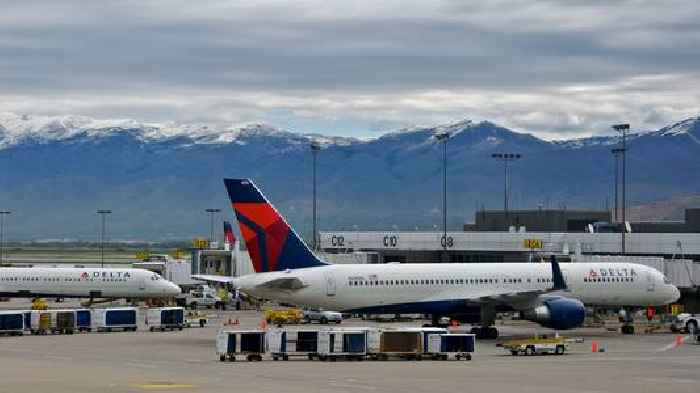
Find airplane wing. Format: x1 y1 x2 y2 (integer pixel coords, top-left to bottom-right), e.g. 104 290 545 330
255 277 306 291
191 275 238 284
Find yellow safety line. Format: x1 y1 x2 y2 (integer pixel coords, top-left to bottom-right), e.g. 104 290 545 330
138 383 195 390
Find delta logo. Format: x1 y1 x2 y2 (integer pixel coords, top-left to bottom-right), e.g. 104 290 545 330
587 268 637 279
79 271 132 280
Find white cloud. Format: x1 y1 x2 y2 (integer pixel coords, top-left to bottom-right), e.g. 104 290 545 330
0 1 698 139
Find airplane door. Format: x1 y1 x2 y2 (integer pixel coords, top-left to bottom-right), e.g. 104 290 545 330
646 272 655 292
325 273 336 297
139 278 147 291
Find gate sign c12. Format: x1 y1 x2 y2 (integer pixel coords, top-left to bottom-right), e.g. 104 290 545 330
523 239 543 249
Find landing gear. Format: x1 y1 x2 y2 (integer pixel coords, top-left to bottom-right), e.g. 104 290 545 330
470 326 499 339
619 308 635 335
621 325 635 335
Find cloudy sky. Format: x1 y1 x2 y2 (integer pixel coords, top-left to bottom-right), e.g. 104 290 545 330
1 0 699 139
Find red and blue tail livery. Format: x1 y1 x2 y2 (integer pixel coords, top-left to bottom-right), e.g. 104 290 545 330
224 178 327 273
223 221 236 245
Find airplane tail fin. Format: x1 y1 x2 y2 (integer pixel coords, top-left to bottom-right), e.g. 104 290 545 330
550 255 568 291
223 221 236 245
223 178 327 273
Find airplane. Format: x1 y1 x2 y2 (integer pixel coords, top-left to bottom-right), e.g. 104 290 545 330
0 267 181 300
198 178 680 338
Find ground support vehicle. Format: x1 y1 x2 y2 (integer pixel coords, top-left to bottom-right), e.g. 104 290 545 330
217 330 266 362
303 310 342 324
0 311 24 336
267 329 319 360
670 313 699 334
92 307 138 332
184 311 207 328
265 309 303 325
317 329 368 361
501 335 568 356
146 307 184 331
426 334 475 360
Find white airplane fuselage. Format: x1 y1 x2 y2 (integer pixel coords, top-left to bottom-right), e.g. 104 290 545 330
0 267 181 298
235 262 680 313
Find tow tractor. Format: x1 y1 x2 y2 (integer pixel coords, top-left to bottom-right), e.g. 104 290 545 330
499 334 577 356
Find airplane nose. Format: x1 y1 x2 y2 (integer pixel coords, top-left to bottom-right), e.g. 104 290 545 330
167 282 181 295
671 286 681 302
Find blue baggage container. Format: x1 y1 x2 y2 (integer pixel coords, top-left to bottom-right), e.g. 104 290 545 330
106 309 136 326
76 310 91 331
343 333 367 353
0 312 24 332
227 333 237 353
440 334 475 353
161 308 184 326
296 331 318 352
240 332 265 353
23 312 31 330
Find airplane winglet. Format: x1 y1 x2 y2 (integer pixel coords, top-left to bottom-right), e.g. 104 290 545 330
551 255 568 291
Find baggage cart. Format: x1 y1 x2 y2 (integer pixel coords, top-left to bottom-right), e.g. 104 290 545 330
427 334 475 361
0 310 25 336
28 310 52 335
367 327 447 360
267 329 319 360
76 309 92 332
217 330 266 362
92 307 138 332
317 329 368 361
146 307 184 331
50 310 76 334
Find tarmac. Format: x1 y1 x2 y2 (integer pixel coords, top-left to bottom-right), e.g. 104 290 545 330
0 300 698 393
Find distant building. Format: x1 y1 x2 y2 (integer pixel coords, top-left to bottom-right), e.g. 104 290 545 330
464 209 610 232
463 208 700 233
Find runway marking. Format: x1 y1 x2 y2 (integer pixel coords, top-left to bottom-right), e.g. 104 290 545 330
137 382 195 390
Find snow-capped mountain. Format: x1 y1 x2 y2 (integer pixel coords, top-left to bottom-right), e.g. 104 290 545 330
0 112 359 149
0 113 698 240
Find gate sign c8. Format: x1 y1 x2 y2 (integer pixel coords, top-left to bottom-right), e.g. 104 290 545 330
523 239 543 249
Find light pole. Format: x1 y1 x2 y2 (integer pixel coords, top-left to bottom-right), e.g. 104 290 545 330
491 153 522 229
612 123 630 254
97 209 111 268
310 141 321 251
435 132 451 257
205 208 221 248
0 211 10 265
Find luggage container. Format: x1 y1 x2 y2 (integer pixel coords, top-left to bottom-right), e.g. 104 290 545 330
49 310 76 334
92 307 138 332
76 309 92 332
0 310 25 336
427 334 475 361
216 330 266 362
267 329 319 361
317 329 368 361
28 310 52 335
146 307 184 331
367 327 447 360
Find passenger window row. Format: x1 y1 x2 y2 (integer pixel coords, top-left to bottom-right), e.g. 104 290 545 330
347 277 552 287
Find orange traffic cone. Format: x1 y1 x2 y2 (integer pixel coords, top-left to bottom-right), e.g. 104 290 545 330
591 340 599 353
675 335 684 347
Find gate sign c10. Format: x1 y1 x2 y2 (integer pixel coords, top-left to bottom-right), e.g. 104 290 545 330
523 239 543 249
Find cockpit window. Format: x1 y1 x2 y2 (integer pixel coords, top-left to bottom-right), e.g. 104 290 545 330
151 274 162 281
663 275 672 284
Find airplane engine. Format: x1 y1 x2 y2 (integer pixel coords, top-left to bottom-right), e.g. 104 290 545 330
522 297 585 330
